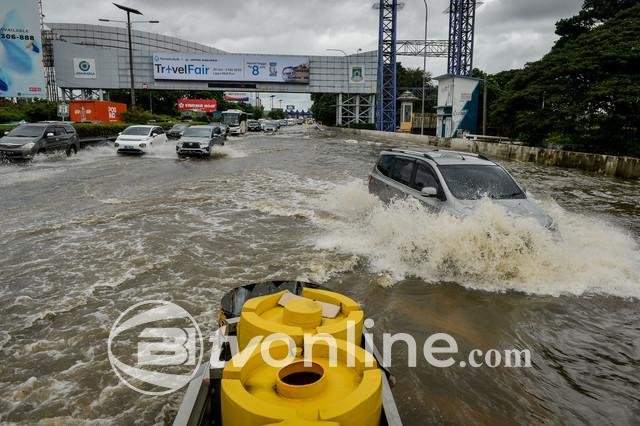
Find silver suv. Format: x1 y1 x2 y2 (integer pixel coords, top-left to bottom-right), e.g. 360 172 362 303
368 148 555 230
176 125 226 157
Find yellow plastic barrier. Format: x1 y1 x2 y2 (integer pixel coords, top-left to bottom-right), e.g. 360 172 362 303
221 338 381 426
236 288 364 350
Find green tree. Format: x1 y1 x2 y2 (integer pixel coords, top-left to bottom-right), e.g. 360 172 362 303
396 62 432 89
252 106 265 120
555 0 637 42
486 2 640 155
309 93 336 125
0 99 57 123
268 109 285 120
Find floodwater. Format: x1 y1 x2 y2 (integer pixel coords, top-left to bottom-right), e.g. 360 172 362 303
0 126 639 424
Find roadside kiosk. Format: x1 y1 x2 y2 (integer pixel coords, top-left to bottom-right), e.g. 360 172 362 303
397 90 418 133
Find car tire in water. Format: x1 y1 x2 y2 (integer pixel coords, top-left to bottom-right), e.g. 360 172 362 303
66 145 77 157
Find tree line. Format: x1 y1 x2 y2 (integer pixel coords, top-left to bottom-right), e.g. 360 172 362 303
478 0 639 156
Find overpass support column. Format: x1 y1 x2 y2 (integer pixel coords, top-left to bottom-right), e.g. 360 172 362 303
369 95 376 123
337 94 376 125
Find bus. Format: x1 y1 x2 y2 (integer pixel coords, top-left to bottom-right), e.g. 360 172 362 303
221 110 248 135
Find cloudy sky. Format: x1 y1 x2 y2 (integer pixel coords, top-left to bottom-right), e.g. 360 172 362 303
43 0 583 110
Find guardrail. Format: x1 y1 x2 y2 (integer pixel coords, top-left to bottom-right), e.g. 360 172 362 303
462 134 524 145
330 127 640 179
78 136 117 147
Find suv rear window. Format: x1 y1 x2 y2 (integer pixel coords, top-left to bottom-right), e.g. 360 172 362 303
389 157 414 186
377 155 394 177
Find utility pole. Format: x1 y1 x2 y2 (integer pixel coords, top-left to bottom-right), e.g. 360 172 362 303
482 74 487 135
420 0 428 135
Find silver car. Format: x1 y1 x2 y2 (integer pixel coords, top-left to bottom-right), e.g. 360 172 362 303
368 148 556 230
262 121 278 132
176 125 225 157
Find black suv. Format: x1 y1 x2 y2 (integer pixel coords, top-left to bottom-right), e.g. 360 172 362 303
167 123 190 139
0 122 80 159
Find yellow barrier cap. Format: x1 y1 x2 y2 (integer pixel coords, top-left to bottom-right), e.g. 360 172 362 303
282 298 323 328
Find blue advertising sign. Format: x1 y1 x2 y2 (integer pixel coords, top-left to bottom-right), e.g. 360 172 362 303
0 0 46 98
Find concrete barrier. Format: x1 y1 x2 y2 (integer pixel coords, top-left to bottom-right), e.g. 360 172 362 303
332 128 640 179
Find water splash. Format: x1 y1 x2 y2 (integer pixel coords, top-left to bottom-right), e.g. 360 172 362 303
211 145 247 159
311 180 640 298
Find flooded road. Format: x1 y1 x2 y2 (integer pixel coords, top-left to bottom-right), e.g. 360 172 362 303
1 126 639 424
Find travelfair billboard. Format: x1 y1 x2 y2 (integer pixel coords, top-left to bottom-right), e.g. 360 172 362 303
0 0 46 98
153 53 310 84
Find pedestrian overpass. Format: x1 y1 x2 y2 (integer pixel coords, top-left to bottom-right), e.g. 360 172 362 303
48 23 378 126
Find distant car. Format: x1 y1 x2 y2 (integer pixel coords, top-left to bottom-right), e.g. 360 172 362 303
0 122 79 159
262 121 278 132
247 120 262 131
181 110 208 122
279 119 288 127
176 125 226 157
114 125 167 155
167 123 190 139
368 148 556 230
216 123 230 135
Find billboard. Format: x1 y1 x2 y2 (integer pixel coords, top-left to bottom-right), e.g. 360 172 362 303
0 0 46 98
223 92 249 102
435 75 480 138
177 98 217 113
153 53 310 84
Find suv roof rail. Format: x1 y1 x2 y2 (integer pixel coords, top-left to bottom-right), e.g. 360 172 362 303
431 149 494 163
386 147 494 163
388 147 438 160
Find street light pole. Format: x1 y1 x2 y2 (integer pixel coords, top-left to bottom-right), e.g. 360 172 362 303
420 0 428 136
326 48 350 127
100 3 158 110
125 11 135 108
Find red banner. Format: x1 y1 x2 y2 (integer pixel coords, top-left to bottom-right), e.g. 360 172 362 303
177 98 218 113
